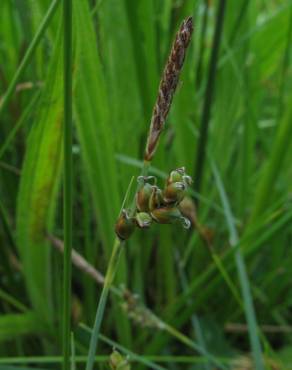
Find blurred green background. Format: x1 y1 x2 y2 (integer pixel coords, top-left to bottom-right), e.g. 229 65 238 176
0 0 292 369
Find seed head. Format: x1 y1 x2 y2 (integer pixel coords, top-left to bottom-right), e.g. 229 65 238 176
115 210 135 241
144 17 193 161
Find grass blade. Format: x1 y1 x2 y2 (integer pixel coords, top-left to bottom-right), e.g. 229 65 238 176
62 0 73 368
194 0 227 193
16 21 64 326
210 157 264 370
0 0 59 115
249 104 292 226
0 312 42 342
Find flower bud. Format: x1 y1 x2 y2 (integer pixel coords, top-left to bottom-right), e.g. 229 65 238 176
135 212 152 228
166 167 186 185
151 206 191 229
109 350 130 370
149 185 164 211
166 167 193 188
163 181 186 205
115 210 135 240
136 176 156 212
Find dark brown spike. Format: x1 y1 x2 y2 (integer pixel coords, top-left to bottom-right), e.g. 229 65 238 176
144 16 193 161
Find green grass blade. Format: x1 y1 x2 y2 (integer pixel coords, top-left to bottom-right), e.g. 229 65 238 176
80 324 167 370
71 333 76 370
194 0 227 193
249 104 292 226
210 158 264 370
0 0 59 115
73 0 120 250
0 312 42 342
62 0 73 369
85 239 123 370
16 22 64 325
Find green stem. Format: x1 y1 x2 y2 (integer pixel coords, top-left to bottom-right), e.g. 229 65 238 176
86 160 150 370
194 0 226 194
62 0 73 369
85 238 123 370
0 0 59 116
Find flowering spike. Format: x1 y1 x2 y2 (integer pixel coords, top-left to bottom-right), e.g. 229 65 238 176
115 210 135 241
144 17 193 161
163 181 186 205
109 350 130 370
136 176 157 212
135 212 152 228
166 167 186 185
149 185 164 211
181 216 191 229
151 206 190 229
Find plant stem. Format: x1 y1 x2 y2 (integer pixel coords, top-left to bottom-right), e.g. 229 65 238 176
85 160 150 370
194 0 226 195
62 0 73 368
0 0 59 116
85 238 123 370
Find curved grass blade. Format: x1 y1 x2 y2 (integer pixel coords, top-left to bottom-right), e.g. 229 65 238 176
0 0 59 115
16 25 64 325
0 312 42 342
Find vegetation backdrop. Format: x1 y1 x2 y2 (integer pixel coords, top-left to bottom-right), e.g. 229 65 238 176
0 0 292 369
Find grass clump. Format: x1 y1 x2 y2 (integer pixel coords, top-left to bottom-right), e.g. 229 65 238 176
0 1 292 370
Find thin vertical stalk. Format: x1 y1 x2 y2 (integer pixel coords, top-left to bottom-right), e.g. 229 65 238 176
0 0 59 116
85 238 123 370
62 0 73 369
194 0 226 194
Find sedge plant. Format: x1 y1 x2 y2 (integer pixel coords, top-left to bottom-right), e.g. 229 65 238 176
85 16 194 370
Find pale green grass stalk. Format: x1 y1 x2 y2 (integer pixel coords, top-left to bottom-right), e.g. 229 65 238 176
0 0 59 115
70 333 76 370
85 237 124 370
210 158 264 370
85 161 150 370
62 0 73 369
